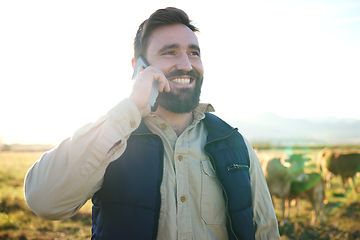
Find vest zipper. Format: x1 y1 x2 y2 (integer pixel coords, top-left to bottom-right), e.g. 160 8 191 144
205 129 240 240
227 163 249 171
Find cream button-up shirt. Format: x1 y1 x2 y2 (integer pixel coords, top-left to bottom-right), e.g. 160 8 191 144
25 99 280 240
145 104 228 239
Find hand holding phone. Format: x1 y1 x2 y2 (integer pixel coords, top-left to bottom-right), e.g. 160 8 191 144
132 56 159 111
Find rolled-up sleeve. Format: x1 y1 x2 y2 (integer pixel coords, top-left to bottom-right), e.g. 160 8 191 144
244 138 281 240
24 98 141 220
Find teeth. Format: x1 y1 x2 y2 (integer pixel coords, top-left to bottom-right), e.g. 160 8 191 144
171 78 191 84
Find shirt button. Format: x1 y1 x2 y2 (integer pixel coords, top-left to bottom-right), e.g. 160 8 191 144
177 155 183 161
130 120 136 128
180 196 186 202
160 123 167 130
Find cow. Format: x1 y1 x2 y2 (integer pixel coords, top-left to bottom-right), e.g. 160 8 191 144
264 154 310 224
317 148 360 192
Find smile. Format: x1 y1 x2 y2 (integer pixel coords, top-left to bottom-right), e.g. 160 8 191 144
170 77 192 84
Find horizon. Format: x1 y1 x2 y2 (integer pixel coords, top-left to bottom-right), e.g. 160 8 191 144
1 0 360 144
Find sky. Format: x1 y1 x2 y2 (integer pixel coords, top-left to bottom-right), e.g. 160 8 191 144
1 0 360 144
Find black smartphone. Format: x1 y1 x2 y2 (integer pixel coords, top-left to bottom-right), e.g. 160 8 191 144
132 56 159 109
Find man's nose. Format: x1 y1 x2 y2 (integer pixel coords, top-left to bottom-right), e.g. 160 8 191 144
176 53 193 72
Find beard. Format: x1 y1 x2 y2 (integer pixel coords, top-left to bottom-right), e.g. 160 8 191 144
155 69 203 113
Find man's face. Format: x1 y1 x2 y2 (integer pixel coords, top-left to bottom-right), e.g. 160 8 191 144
145 24 204 113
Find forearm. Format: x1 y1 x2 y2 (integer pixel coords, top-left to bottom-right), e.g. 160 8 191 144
24 98 141 220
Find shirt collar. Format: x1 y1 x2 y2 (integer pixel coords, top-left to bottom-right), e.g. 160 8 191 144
193 103 215 122
146 103 215 128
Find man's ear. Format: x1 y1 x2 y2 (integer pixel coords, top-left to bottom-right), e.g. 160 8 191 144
131 58 136 69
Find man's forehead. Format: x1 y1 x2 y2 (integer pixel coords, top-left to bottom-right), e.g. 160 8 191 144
147 24 199 50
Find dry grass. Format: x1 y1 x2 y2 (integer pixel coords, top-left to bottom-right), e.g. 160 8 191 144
0 151 92 240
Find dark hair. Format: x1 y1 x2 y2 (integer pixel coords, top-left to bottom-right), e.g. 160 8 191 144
133 7 199 59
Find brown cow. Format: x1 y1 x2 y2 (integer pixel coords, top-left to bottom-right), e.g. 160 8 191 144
317 148 360 192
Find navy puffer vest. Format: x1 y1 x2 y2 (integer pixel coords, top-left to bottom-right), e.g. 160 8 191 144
92 113 255 240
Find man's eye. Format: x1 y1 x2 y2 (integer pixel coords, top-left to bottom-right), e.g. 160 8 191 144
162 51 176 55
190 51 200 56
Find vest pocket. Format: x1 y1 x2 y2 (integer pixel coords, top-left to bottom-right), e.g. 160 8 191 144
200 160 226 225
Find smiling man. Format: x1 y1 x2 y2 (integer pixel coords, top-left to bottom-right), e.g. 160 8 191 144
140 24 203 115
24 7 280 240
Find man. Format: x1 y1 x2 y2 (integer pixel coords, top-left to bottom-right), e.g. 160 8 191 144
25 7 280 240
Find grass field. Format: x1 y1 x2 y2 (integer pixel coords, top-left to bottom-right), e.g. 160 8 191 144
0 149 359 239
0 151 92 240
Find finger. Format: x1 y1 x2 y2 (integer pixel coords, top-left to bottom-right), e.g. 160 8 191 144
164 80 171 92
157 74 171 92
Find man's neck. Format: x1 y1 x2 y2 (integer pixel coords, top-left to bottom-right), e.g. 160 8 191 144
154 106 193 136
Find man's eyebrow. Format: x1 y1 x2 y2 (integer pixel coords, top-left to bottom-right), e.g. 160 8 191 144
158 44 179 54
189 44 201 53
157 44 201 54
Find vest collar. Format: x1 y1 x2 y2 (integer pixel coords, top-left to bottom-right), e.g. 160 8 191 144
203 113 238 142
